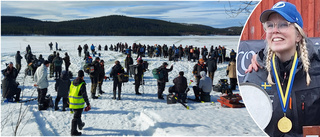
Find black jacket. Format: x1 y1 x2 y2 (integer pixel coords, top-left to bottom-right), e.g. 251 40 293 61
89 60 100 79
63 55 71 67
110 64 125 82
55 73 71 98
72 77 90 106
125 56 133 69
15 53 23 65
244 39 320 137
157 65 173 83
206 57 217 72
1 67 19 98
193 63 207 77
173 76 188 93
98 63 105 81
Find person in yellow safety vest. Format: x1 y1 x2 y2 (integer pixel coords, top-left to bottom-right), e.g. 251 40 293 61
69 70 90 136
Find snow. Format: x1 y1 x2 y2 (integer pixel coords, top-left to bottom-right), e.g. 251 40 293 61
1 36 266 136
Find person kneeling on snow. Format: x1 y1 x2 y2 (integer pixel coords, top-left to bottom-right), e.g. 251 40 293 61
169 71 188 103
69 70 91 136
2 62 21 102
192 71 212 102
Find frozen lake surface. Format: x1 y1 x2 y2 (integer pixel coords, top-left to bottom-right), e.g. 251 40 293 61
1 36 266 136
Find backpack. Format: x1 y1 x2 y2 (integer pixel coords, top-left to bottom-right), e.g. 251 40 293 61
117 72 129 82
140 47 145 53
83 63 94 74
86 57 93 64
175 48 179 55
48 54 54 63
129 65 138 75
152 67 164 80
142 61 148 71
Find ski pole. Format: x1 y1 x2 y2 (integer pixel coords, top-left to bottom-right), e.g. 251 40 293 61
185 80 194 93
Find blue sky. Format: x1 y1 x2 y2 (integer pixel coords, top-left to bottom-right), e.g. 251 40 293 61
1 1 259 28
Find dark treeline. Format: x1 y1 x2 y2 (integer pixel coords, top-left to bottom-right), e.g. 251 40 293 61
1 15 242 36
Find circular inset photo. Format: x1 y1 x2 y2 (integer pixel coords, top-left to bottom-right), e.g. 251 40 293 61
237 0 320 137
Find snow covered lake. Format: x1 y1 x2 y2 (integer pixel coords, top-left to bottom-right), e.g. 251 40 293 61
1 36 266 136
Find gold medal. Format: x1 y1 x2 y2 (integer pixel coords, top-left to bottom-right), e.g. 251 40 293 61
277 116 292 133
272 52 298 134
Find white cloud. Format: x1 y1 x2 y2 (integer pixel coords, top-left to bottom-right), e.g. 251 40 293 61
1 1 257 28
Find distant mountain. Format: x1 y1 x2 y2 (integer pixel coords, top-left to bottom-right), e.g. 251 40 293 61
1 15 242 36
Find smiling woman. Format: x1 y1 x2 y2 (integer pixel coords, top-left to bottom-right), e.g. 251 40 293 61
241 1 320 137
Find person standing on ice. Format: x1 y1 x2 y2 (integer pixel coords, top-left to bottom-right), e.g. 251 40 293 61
125 54 133 76
206 54 217 86
34 60 50 110
98 60 107 95
90 57 100 99
55 42 58 51
69 70 90 136
77 45 82 57
134 59 144 95
110 60 125 100
53 53 63 80
55 71 71 111
90 44 95 54
157 62 173 99
192 58 207 86
226 58 237 90
48 42 53 50
63 52 71 72
48 51 56 78
15 51 23 73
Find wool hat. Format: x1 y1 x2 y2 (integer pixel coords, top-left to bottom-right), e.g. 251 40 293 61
179 71 184 76
260 1 303 28
163 62 168 66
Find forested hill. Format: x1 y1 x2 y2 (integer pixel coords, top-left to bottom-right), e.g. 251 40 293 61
1 15 242 36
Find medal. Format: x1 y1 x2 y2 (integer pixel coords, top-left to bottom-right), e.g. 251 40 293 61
277 115 292 133
271 52 298 133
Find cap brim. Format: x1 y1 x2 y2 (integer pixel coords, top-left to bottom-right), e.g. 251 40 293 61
260 9 295 23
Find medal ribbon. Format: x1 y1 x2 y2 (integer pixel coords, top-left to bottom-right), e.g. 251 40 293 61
271 52 298 113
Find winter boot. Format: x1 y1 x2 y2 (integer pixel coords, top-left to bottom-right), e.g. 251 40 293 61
99 90 105 95
54 100 59 110
117 90 121 100
91 83 98 98
71 119 81 136
14 88 21 102
98 84 105 94
135 85 142 95
78 122 85 130
91 94 98 99
158 91 164 100
112 90 116 100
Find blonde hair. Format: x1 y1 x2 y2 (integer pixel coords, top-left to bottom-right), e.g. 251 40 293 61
266 23 311 86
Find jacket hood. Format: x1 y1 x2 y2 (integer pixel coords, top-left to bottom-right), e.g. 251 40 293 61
73 77 85 86
61 71 69 80
200 71 206 78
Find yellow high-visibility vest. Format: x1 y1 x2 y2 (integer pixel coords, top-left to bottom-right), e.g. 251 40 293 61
69 82 85 109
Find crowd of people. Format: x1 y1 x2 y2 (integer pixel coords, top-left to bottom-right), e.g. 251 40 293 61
78 42 236 64
2 41 237 136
